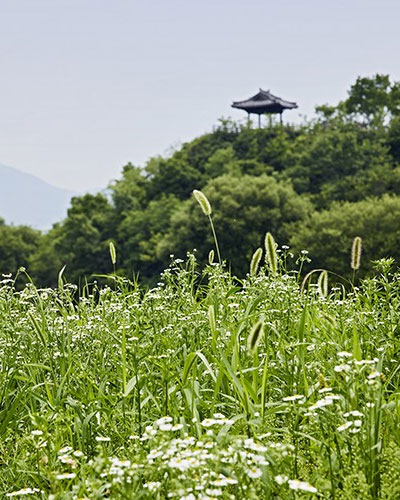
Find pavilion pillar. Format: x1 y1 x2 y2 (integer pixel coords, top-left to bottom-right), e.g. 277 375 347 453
258 114 261 128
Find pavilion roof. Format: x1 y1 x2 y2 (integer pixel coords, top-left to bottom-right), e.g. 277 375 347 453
232 89 298 115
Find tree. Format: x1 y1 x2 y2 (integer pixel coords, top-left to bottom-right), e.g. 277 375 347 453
52 193 115 283
289 195 400 278
283 117 397 207
110 163 148 215
146 156 205 200
0 224 42 278
29 229 63 287
344 74 400 123
117 194 179 282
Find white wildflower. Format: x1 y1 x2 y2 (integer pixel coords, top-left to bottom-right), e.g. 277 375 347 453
55 472 76 480
180 494 196 500
168 457 192 471
6 489 41 497
288 479 318 493
159 423 173 431
213 413 226 419
334 364 351 373
283 395 304 402
337 351 353 358
343 410 363 417
337 422 353 432
309 395 339 411
155 416 173 427
247 467 262 479
58 446 73 454
144 481 161 492
206 488 223 496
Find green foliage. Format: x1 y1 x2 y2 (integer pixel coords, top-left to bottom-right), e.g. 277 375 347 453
344 74 400 122
284 118 398 206
28 230 63 287
2 257 400 497
0 223 41 277
117 194 179 281
110 163 148 214
289 194 400 278
51 193 115 283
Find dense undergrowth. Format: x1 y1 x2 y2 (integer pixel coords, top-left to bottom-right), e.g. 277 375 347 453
1 249 400 499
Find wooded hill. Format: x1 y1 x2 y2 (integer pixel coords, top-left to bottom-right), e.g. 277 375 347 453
2 74 400 286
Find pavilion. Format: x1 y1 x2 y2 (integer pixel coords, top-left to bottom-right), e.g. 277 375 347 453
232 89 298 127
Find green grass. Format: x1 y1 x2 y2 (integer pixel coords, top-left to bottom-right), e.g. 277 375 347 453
1 253 400 499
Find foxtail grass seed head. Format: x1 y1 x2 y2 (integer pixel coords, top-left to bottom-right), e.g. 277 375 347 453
250 247 263 276
58 264 66 292
318 270 328 298
265 232 278 275
109 241 117 265
208 249 215 265
351 236 362 270
208 305 216 333
247 319 264 352
193 189 212 216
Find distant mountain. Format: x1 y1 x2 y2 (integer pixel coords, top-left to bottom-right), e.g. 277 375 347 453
0 163 74 230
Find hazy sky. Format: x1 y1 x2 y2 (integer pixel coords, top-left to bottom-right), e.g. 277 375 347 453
1 0 399 191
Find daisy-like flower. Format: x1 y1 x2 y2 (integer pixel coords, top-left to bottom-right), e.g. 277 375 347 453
179 494 196 500
309 395 339 411
334 364 351 373
206 488 223 496
144 481 161 492
168 457 192 471
318 387 333 394
244 438 267 453
55 472 76 480
6 489 41 497
213 413 226 419
155 416 173 427
337 351 352 358
201 414 234 427
95 436 111 442
337 421 353 432
212 474 238 486
159 423 173 431
247 467 262 479
344 410 363 417
288 479 318 493
283 395 304 402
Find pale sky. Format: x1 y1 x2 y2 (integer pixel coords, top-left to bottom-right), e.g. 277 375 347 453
1 0 399 191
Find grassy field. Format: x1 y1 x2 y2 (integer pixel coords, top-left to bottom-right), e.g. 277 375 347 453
1 245 400 499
